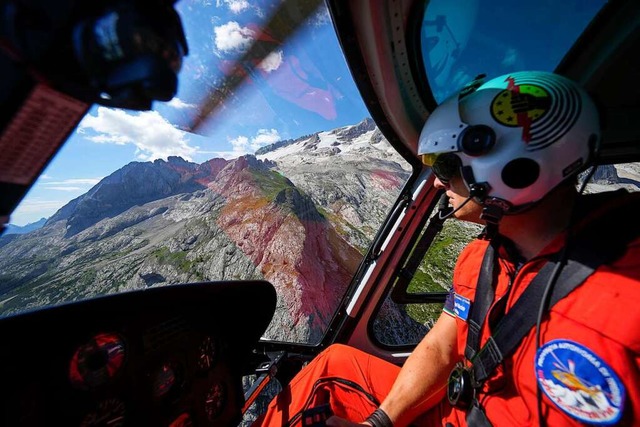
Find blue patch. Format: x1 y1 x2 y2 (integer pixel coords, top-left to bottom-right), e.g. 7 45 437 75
453 293 470 321
535 339 625 425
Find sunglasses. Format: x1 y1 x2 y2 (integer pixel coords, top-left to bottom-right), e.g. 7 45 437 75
421 153 461 184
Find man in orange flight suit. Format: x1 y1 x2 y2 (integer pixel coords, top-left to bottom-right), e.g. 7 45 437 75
255 71 640 427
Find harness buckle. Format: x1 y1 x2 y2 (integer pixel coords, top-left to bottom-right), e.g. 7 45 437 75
447 363 475 409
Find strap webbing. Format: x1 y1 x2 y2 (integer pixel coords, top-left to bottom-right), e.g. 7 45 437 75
471 255 594 383
466 401 494 427
464 237 499 362
466 191 640 386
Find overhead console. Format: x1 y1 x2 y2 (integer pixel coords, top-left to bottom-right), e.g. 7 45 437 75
0 280 276 426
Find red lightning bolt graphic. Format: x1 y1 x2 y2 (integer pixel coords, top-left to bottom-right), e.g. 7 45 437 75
505 76 533 143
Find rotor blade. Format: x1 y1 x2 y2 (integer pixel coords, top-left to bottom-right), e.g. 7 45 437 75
186 0 324 133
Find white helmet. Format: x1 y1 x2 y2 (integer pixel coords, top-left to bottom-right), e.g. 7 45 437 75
418 71 600 214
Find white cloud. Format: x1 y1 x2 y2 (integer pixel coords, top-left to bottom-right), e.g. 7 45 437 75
197 149 239 160
10 178 101 224
214 21 255 53
166 98 195 109
43 178 101 186
226 0 249 13
213 21 281 71
13 199 68 213
216 0 261 16
229 135 250 155
228 129 281 156
25 177 102 194
251 129 280 150
44 187 83 192
78 107 198 161
259 50 284 73
86 134 130 145
38 178 101 192
10 198 70 226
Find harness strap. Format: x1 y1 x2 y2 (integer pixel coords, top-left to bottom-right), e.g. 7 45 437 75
465 191 640 388
464 237 499 362
471 255 594 384
466 401 494 427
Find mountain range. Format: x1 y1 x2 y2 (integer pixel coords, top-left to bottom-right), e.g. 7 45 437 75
3 218 47 235
0 118 412 343
2 116 637 344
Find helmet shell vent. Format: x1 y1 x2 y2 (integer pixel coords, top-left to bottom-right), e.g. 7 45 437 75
502 158 540 189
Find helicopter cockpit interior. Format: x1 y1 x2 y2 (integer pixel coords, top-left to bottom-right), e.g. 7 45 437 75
0 0 639 426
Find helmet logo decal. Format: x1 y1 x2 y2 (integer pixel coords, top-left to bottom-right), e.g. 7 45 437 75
490 74 581 150
491 78 550 142
535 340 625 425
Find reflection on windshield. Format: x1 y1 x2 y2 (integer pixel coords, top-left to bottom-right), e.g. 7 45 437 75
421 0 607 102
168 0 364 141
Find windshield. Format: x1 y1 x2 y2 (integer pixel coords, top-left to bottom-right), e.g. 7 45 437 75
420 0 607 102
0 1 411 345
0 0 613 348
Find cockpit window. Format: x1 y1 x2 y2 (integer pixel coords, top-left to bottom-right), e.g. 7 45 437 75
0 1 411 346
420 0 607 103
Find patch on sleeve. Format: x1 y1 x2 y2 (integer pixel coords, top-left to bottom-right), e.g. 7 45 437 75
535 339 625 425
453 293 471 321
443 289 455 317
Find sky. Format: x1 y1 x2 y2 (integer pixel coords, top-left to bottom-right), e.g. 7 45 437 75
8 0 605 226
10 0 371 226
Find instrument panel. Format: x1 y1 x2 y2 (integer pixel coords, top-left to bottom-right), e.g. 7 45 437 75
0 281 277 426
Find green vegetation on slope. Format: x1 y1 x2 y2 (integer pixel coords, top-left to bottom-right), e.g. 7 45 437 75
404 219 483 325
249 169 293 200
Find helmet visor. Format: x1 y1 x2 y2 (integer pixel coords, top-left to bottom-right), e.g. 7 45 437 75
422 153 461 183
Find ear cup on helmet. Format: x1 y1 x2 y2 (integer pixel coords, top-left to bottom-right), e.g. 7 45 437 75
459 125 496 156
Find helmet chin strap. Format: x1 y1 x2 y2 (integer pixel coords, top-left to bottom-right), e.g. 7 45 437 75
480 197 511 224
460 166 510 234
480 196 511 239
466 180 513 239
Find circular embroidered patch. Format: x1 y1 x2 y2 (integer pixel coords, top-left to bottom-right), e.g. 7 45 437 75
535 340 625 425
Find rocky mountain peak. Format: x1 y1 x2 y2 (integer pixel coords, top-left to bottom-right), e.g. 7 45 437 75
0 118 414 344
47 159 210 237
167 155 191 165
335 117 375 140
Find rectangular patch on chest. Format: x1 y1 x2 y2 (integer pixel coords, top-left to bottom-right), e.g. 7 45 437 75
453 293 471 321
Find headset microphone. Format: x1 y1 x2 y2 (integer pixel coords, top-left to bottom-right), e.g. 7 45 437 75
438 194 473 220
438 181 491 221
438 192 452 214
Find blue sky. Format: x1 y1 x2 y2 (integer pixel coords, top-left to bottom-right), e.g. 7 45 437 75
9 0 605 226
10 0 370 226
